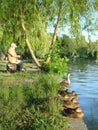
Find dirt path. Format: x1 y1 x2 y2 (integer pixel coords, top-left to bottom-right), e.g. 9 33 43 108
70 118 88 130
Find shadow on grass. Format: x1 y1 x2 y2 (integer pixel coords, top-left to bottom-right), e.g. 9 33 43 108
0 70 7 72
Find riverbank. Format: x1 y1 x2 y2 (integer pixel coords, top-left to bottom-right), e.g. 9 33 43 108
70 118 88 130
0 60 88 130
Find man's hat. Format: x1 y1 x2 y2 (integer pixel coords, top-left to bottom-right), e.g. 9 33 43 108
11 43 17 48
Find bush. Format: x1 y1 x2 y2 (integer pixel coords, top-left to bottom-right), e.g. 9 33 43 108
43 54 69 76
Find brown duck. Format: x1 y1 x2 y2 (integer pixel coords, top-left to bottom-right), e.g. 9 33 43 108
62 107 84 118
63 98 79 109
63 91 78 101
60 73 71 88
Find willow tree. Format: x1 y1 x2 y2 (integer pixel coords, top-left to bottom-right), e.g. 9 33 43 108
44 0 98 62
0 0 65 67
0 0 49 67
0 0 97 68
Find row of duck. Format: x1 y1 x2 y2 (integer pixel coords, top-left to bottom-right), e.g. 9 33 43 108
58 90 84 118
59 73 84 118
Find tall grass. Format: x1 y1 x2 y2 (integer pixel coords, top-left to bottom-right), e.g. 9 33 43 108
0 72 69 130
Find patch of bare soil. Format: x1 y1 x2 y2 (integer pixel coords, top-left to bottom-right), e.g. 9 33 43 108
70 118 88 130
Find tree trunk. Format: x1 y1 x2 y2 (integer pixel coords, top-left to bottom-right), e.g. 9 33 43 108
21 21 42 68
46 2 62 63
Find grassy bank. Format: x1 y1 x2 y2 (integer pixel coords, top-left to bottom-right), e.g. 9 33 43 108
0 71 69 130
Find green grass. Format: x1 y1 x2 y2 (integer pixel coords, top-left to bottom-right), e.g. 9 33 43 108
0 62 69 130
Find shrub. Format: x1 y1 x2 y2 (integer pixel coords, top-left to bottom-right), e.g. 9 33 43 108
43 54 69 76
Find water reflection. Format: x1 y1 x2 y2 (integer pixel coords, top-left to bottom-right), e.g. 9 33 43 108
69 59 98 130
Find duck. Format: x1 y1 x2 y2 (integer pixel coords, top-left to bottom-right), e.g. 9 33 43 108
63 99 80 109
58 89 68 97
63 91 78 101
60 73 71 88
64 97 78 103
58 90 78 101
62 107 84 118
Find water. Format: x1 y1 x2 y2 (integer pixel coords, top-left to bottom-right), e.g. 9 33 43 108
69 59 98 130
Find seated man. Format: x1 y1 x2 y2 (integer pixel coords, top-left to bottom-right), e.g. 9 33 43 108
7 43 23 71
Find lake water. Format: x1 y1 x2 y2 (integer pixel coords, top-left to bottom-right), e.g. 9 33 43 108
69 59 98 130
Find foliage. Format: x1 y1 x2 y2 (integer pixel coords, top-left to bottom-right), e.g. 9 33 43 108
55 35 78 58
0 0 97 65
55 35 98 59
0 72 69 130
42 44 69 75
28 19 51 58
47 54 69 75
0 0 51 58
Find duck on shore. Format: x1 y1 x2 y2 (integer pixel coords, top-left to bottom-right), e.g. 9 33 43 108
60 73 71 89
63 98 79 109
63 91 78 101
62 107 84 118
58 90 78 102
58 89 68 97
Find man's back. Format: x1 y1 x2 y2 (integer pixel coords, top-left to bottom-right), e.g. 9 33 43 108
8 46 17 63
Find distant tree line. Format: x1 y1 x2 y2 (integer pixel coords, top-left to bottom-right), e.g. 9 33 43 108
55 35 98 60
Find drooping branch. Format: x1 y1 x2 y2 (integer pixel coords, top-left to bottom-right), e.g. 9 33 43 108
46 2 63 63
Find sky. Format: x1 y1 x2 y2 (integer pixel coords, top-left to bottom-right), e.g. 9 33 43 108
81 11 98 42
82 30 98 42
47 25 98 42
47 23 98 42
47 11 98 42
